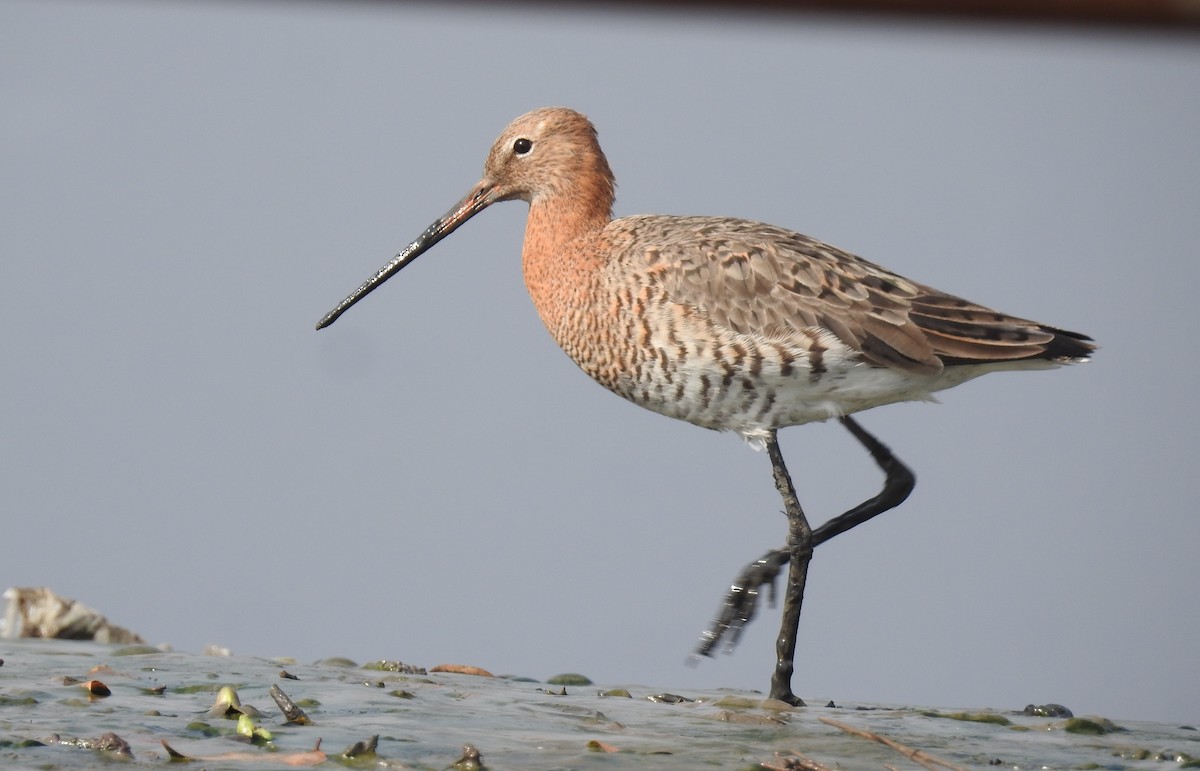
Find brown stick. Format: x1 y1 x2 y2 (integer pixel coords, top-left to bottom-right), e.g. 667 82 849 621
818 716 968 771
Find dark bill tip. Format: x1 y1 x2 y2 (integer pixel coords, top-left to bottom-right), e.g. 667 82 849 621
315 182 495 331
315 241 421 330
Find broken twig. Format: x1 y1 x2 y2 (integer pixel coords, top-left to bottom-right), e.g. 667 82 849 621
818 716 967 771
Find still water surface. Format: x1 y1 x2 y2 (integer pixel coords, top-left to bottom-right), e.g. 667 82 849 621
1 639 1195 769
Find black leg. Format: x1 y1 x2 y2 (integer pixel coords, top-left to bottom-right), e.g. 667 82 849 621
764 429 811 705
694 416 916 703
810 415 915 546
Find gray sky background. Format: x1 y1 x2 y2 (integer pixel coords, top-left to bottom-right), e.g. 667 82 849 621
3 0 1198 724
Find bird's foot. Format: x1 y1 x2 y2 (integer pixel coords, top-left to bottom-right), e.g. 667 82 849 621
693 549 789 658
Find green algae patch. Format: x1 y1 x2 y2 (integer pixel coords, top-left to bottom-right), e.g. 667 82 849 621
1062 717 1121 735
0 738 46 748
184 720 223 737
546 673 592 686
317 657 358 668
111 645 160 656
711 695 761 710
922 710 1011 726
173 683 225 694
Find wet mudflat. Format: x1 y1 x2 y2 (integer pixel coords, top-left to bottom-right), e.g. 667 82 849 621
1 639 1195 769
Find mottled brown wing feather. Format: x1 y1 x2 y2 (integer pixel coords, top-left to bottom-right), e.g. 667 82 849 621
632 215 1092 373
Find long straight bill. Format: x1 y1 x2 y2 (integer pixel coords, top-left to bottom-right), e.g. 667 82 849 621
316 184 494 330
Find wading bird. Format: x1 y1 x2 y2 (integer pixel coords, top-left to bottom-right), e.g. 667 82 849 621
317 107 1094 704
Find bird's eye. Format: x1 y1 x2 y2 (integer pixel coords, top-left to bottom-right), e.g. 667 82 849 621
513 137 533 155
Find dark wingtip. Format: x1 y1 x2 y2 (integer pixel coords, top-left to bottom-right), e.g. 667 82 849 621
1042 325 1096 361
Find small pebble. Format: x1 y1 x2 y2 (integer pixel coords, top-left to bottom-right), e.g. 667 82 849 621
81 680 110 697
